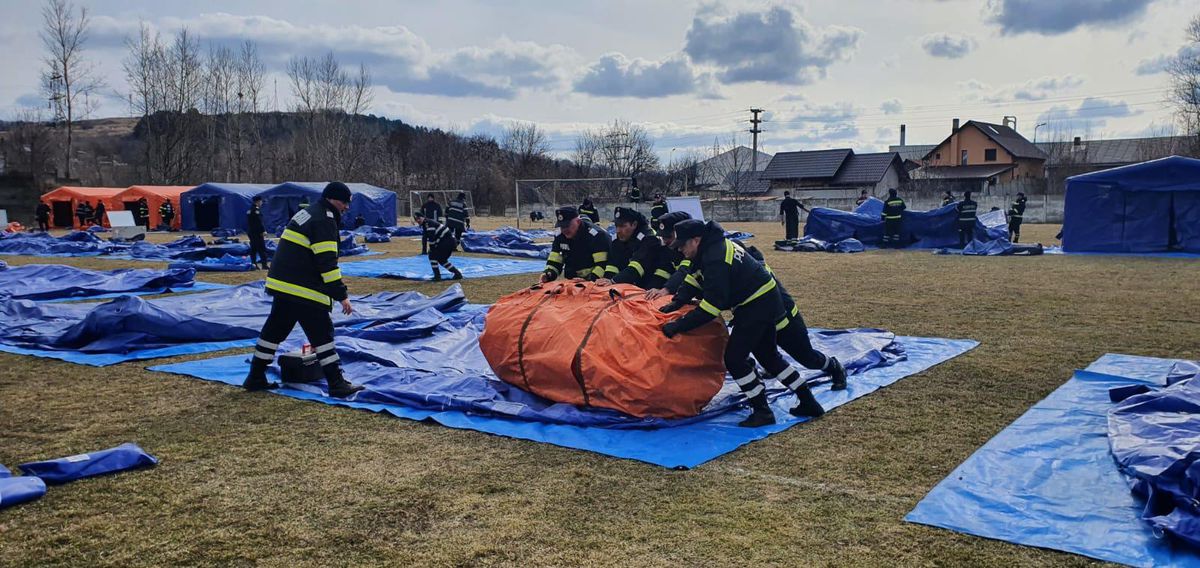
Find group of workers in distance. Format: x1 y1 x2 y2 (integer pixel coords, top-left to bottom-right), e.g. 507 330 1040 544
43 197 176 231
880 188 1030 248
538 201 846 428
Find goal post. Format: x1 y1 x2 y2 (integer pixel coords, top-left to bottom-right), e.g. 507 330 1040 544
515 177 633 229
406 190 475 224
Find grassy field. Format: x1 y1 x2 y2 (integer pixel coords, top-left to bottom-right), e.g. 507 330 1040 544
0 219 1196 567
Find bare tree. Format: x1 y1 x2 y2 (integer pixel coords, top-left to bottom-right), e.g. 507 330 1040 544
501 122 549 178
0 108 58 178
572 119 658 178
286 51 376 180
1168 13 1200 154
122 22 165 181
40 0 104 180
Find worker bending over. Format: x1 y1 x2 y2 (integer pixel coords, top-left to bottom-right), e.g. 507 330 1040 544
660 219 824 428
541 206 611 283
243 182 364 398
415 212 463 281
597 207 674 289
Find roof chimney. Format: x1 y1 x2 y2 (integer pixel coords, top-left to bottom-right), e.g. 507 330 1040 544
1003 115 1017 131
1073 136 1081 147
952 118 960 133
900 124 906 146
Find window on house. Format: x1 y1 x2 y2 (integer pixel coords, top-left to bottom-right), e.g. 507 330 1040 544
984 148 997 162
961 150 968 165
935 152 941 160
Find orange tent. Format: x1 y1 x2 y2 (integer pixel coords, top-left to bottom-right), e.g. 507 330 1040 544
114 185 193 230
40 186 124 229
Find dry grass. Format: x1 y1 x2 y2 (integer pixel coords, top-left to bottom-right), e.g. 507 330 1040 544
0 219 1195 567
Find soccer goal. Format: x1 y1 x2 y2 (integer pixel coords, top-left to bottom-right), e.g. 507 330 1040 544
515 177 633 229
407 190 475 223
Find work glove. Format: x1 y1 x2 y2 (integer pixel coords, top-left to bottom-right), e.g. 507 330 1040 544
659 301 683 314
662 320 681 339
540 271 554 284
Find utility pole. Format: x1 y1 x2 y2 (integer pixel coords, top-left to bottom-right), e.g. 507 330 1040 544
749 108 764 172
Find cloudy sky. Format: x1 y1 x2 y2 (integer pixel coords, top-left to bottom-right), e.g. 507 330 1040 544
0 0 1195 159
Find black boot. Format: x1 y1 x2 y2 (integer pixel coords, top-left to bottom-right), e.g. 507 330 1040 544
431 267 442 281
789 385 825 418
242 361 278 391
738 394 776 428
450 269 463 280
828 357 848 391
327 376 364 398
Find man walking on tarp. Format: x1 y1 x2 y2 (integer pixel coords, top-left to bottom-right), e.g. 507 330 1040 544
415 212 463 281
93 201 106 228
446 192 470 245
597 207 673 289
578 198 600 223
159 199 175 231
1008 192 1027 243
779 191 803 240
957 191 978 248
247 195 270 270
942 191 956 207
541 206 611 283
660 219 824 427
244 182 364 398
420 194 442 255
650 194 668 232
35 201 50 232
881 189 905 248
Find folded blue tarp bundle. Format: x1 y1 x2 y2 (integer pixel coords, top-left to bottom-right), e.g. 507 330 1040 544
151 300 977 467
0 231 127 257
338 232 370 257
0 260 7 270
906 354 1200 567
390 225 423 237
805 197 1008 249
774 236 865 253
0 465 46 510
0 282 467 365
0 264 197 301
934 238 1045 256
724 230 755 240
338 256 547 280
211 228 238 238
363 233 391 243
19 443 158 485
460 228 551 259
169 254 254 272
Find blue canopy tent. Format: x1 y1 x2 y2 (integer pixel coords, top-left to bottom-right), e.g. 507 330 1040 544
180 183 272 233
1063 156 1200 253
803 197 1007 248
259 182 398 233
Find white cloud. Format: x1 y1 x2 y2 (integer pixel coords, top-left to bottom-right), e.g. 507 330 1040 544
919 33 976 59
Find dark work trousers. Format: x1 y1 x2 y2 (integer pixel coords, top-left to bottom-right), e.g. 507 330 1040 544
248 232 270 266
1009 219 1023 243
447 220 466 245
724 318 790 401
250 298 344 383
429 242 459 277
420 231 428 254
785 217 799 240
37 219 49 231
162 215 174 231
958 222 974 248
776 310 830 371
883 219 902 248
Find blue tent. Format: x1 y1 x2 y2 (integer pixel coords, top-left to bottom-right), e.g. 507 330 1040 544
1063 156 1200 253
180 183 272 233
804 197 1007 248
259 182 398 233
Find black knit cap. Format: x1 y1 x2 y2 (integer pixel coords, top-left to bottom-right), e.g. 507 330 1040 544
323 182 352 202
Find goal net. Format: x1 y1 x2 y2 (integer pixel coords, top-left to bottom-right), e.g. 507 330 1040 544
516 177 633 225
406 190 475 223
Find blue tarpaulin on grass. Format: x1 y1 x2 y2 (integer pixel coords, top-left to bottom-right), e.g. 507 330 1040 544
805 197 1008 249
774 236 865 253
460 228 551 259
0 264 197 301
0 468 46 510
18 443 157 485
150 302 977 468
0 283 467 366
169 254 255 272
906 354 1200 567
0 231 125 257
339 255 546 280
933 239 1045 256
1043 246 1200 259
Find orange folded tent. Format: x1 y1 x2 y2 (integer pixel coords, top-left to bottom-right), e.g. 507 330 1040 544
114 185 193 230
40 186 124 229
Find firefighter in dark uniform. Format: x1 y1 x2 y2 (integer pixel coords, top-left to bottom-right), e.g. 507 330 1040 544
446 192 470 245
159 199 175 231
93 201 106 227
957 191 979 248
137 198 151 231
597 207 674 289
578 198 600 223
415 212 463 281
942 191 955 207
855 190 870 207
779 191 803 240
540 206 611 283
243 182 364 398
75 201 91 228
1008 192 1027 243
420 194 443 254
629 177 642 203
660 219 824 427
650 194 669 232
247 195 270 270
35 201 50 232
881 188 905 248
644 211 694 301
